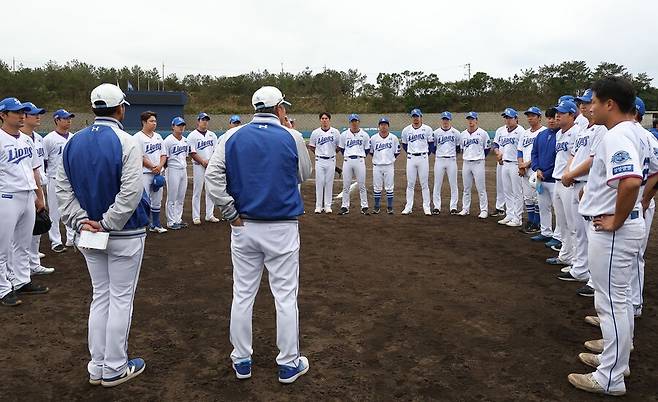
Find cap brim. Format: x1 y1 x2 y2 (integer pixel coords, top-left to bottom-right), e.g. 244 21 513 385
411 114 421 117
280 100 291 106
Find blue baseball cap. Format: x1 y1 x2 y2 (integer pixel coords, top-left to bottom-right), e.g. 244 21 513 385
171 116 186 126
523 106 542 116
440 111 452 120
554 100 577 114
410 108 423 117
53 109 75 119
576 89 593 103
501 107 518 118
197 112 210 121
229 114 241 124
558 95 575 104
635 97 646 116
0 97 32 113
152 174 165 190
378 117 390 125
348 113 360 122
466 111 478 120
23 102 46 115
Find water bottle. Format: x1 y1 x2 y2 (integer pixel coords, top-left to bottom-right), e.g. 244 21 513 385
536 180 543 195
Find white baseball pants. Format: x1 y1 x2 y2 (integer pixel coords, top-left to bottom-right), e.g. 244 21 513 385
229 220 302 367
166 168 188 227
433 157 458 211
495 163 505 211
630 199 655 313
501 161 523 223
553 181 574 263
341 158 368 209
461 160 488 214
373 163 394 207
404 154 430 211
569 182 590 281
80 235 145 380
0 191 35 298
142 173 163 214
193 164 215 220
47 178 75 247
314 157 336 210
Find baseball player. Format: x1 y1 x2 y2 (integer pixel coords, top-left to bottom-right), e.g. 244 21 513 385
338 114 370 215
188 112 220 224
545 99 580 267
517 107 546 233
308 112 340 214
134 111 167 233
163 117 190 230
228 114 241 128
205 86 312 383
568 77 649 397
57 83 149 387
491 125 507 217
370 117 400 214
0 97 49 307
493 108 525 227
43 108 76 252
400 109 433 215
457 112 489 219
431 112 461 214
649 117 658 139
19 102 55 275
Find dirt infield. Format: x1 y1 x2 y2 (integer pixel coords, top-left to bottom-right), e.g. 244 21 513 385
2 156 657 401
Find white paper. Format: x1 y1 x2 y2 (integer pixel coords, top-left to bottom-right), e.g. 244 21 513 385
78 231 109 250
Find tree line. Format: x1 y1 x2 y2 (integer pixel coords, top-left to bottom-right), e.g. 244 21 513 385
1 59 655 114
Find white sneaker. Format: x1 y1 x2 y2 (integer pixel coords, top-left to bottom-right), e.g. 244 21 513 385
497 217 511 225
193 218 201 225
31 265 55 276
38 252 45 259
324 208 333 214
401 209 412 215
477 211 488 219
423 208 432 216
149 226 168 233
457 209 469 216
561 266 572 273
206 216 220 223
65 241 74 247
314 208 322 214
506 220 522 227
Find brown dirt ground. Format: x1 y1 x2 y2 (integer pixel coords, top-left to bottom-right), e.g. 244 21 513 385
2 156 657 401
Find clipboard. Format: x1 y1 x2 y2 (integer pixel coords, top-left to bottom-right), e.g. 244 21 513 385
78 231 110 250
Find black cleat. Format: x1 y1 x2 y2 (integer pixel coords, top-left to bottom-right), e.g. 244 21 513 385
372 208 380 214
490 209 505 217
338 207 349 215
361 207 370 215
1 291 21 307
450 209 458 215
52 244 66 253
576 285 595 297
16 282 49 295
387 208 394 215
432 209 440 215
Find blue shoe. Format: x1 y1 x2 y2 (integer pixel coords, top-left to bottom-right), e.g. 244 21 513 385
278 356 309 384
546 257 569 266
531 234 552 242
544 239 561 248
101 358 146 388
232 359 252 380
167 223 181 230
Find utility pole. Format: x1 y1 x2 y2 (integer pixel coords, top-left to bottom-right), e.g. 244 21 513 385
137 71 140 90
162 62 165 91
465 63 471 80
281 62 284 75
12 57 15 73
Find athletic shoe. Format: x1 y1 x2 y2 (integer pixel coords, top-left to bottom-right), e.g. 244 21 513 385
149 226 168 233
457 209 469 216
584 315 600 327
578 353 630 377
16 282 49 295
167 223 181 230
561 266 572 273
325 208 333 214
423 208 432 216
450 209 458 215
89 376 102 386
576 285 594 297
634 305 642 318
497 217 511 225
584 339 634 354
232 359 252 380
314 208 322 214
31 266 55 276
101 358 146 387
38 252 46 259
545 239 561 248
65 241 74 247
0 291 21 307
278 356 309 384
177 222 189 228
528 224 541 233
372 208 380 214
550 244 562 252
52 244 66 253
401 208 412 215
567 372 625 396
557 272 585 282
193 218 202 225
490 209 505 217
361 207 370 215
338 207 349 215
531 234 552 242
432 208 440 215
506 220 522 227
387 208 394 215
477 211 488 219
546 257 569 266
206 216 220 223
518 222 533 233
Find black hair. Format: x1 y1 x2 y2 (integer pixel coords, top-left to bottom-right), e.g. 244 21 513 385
653 118 658 128
256 106 276 114
140 110 157 123
93 106 120 117
319 112 331 120
591 77 636 114
545 108 556 118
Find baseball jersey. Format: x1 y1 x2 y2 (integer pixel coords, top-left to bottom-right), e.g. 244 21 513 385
432 127 461 157
401 124 433 154
579 121 646 216
494 125 526 161
135 131 165 173
339 129 370 158
22 131 46 183
309 127 340 157
163 135 189 170
632 122 658 186
0 129 39 192
575 113 589 131
517 125 546 162
552 125 579 180
460 128 490 161
187 129 218 165
370 133 400 165
42 130 73 178
570 124 607 181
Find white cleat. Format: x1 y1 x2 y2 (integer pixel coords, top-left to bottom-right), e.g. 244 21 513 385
497 217 511 225
561 266 572 273
324 208 333 214
314 208 322 214
457 209 469 216
193 218 202 225
401 209 412 215
31 265 55 276
423 208 432 216
38 252 46 259
477 211 488 219
206 216 220 223
506 220 522 227
149 226 168 233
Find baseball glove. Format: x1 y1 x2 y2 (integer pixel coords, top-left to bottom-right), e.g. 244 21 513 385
33 209 52 235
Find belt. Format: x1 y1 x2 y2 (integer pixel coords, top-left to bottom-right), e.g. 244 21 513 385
316 156 334 160
410 152 427 156
347 155 364 159
504 160 517 163
373 163 393 166
438 156 455 158
464 159 483 162
583 210 640 221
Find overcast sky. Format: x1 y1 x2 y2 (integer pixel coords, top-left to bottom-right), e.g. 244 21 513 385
4 0 657 85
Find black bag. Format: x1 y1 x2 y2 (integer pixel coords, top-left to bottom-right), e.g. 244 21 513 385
33 209 52 235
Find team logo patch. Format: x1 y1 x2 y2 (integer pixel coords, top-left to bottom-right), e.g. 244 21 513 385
1 194 13 199
611 151 631 164
612 164 634 175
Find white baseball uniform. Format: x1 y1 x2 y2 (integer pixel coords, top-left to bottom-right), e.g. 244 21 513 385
578 120 649 395
493 127 506 212
401 124 433 213
308 127 340 210
575 113 589 131
432 126 461 211
370 132 400 210
552 125 579 263
163 134 189 227
460 128 490 214
42 130 75 248
135 130 165 221
518 125 545 216
187 129 218 220
495 125 526 224
339 129 370 210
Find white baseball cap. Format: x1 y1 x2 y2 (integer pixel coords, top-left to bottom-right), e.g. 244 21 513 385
251 86 291 111
90 83 130 109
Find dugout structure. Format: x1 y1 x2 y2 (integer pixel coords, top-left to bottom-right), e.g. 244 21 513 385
123 91 188 131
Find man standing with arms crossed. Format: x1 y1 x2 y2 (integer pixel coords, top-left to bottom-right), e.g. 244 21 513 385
431 112 461 215
308 112 340 214
401 109 433 216
205 86 312 383
188 112 220 225
370 117 400 214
